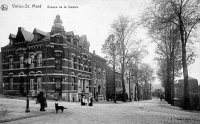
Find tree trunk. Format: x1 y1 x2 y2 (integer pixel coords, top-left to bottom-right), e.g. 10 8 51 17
122 73 126 102
182 44 190 109
113 63 116 103
171 52 175 106
179 15 190 109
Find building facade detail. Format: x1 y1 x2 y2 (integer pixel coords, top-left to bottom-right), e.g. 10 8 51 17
1 15 106 102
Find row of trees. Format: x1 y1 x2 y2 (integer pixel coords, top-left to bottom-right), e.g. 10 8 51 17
142 0 200 109
102 16 154 102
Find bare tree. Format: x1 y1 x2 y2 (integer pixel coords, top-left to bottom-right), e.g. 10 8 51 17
137 63 154 100
143 0 200 109
102 34 118 103
111 15 138 102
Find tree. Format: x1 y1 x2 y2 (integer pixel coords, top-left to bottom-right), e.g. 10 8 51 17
102 34 118 103
128 44 148 101
137 63 154 100
143 0 200 109
111 15 137 102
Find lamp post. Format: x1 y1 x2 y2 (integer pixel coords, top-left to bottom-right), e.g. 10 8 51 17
25 56 31 113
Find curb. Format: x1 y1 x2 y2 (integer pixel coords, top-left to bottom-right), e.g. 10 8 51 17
0 111 54 123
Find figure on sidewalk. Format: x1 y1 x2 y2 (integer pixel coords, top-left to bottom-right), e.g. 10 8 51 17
81 92 85 106
54 91 59 102
88 93 93 106
37 91 47 111
160 94 164 101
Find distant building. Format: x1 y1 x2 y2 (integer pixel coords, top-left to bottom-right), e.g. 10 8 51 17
174 76 199 109
1 15 106 101
0 52 2 93
106 67 123 101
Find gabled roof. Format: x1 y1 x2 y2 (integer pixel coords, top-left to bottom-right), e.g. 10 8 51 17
66 31 74 36
33 28 46 36
74 35 79 40
17 27 34 42
9 33 16 39
43 32 50 41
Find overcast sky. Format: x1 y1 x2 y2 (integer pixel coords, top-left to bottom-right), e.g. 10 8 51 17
0 0 199 84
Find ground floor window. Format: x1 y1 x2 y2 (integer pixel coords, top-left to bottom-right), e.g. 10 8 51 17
30 79 34 90
10 78 13 90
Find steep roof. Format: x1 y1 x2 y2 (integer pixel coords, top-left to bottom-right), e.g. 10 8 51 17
66 31 74 36
17 27 34 42
9 34 16 39
33 28 46 36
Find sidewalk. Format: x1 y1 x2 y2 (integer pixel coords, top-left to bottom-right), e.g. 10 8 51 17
0 95 55 123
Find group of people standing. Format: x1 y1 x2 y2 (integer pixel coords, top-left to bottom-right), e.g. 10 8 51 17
81 93 93 106
36 91 94 111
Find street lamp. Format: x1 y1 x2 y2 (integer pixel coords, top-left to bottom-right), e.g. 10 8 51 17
25 57 31 113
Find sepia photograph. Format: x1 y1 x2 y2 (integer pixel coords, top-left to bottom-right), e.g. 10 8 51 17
0 0 200 123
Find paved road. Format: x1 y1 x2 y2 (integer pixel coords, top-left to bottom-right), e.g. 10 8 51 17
1 98 200 124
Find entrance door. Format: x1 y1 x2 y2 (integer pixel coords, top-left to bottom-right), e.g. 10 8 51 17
55 78 62 96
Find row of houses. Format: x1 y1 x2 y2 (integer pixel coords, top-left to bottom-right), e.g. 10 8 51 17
0 15 136 102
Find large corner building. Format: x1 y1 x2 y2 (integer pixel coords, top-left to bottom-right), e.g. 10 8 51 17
1 15 106 102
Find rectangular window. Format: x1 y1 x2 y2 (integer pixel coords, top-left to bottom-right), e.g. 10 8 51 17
37 77 42 91
10 78 13 90
55 78 61 89
71 77 76 90
9 58 13 69
37 54 42 67
30 79 34 90
55 52 62 70
20 56 24 68
30 55 34 68
78 79 81 92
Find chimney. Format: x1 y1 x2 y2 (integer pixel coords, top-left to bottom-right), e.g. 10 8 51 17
93 50 95 54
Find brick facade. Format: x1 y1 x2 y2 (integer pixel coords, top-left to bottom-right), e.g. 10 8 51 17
106 66 123 101
1 15 106 102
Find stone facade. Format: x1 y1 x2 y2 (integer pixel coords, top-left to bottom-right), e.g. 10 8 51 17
1 15 106 101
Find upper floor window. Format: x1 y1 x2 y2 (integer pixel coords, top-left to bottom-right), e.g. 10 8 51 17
30 55 34 68
37 54 42 67
55 52 62 70
71 77 76 90
20 55 24 68
54 36 63 44
9 58 13 69
71 56 76 69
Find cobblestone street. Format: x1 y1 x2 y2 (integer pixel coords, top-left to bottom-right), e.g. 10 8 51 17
0 96 200 124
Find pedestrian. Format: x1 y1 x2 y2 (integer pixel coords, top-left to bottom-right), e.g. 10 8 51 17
160 94 164 101
37 91 46 111
89 93 93 106
54 91 59 102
